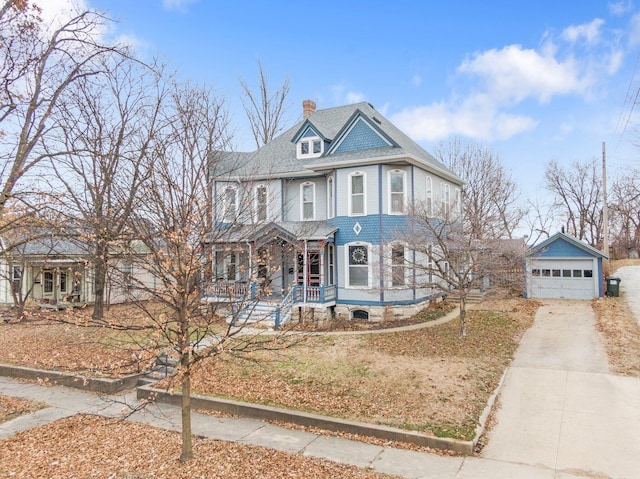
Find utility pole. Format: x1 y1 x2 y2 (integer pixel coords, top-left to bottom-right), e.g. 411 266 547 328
602 141 609 258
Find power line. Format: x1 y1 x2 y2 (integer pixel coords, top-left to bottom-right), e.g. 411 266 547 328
613 50 640 153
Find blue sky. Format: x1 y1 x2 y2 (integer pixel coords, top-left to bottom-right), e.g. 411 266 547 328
41 1 640 200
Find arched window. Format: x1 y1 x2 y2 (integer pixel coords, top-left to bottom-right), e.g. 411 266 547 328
346 242 370 288
425 176 432 215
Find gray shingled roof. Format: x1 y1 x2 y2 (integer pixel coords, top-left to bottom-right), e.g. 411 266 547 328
207 221 337 244
214 102 462 184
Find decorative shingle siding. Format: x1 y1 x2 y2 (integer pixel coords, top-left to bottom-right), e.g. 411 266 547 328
534 238 594 258
334 119 389 153
302 127 318 138
334 215 379 244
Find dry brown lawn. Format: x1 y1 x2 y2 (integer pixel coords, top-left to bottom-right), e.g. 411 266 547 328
186 298 539 440
593 259 640 377
0 395 45 423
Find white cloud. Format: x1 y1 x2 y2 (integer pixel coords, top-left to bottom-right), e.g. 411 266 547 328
345 91 366 103
34 0 88 29
162 0 199 12
391 99 538 142
628 13 640 45
458 45 589 104
562 19 605 44
609 0 634 16
330 83 366 105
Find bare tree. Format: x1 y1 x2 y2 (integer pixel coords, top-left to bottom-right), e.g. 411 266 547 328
239 60 291 148
48 57 163 320
609 170 640 258
544 158 603 247
0 1 124 221
434 137 525 240
123 82 298 462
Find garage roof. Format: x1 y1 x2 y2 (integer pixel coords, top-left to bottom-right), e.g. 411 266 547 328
528 232 608 259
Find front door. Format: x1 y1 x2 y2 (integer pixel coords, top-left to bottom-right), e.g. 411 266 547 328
42 269 55 299
297 253 320 286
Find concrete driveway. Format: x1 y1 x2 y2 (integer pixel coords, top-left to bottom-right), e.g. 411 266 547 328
481 298 640 478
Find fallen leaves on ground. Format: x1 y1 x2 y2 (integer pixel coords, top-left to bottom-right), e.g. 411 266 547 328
0 395 45 423
593 295 640 377
187 298 538 441
0 305 162 377
0 414 398 479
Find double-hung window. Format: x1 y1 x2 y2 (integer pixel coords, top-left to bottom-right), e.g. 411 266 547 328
425 176 433 215
223 186 237 222
441 183 450 215
391 245 405 286
389 170 405 214
255 185 267 222
349 172 365 216
327 176 334 218
301 182 315 220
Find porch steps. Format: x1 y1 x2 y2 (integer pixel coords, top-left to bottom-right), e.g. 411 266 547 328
227 301 290 329
445 290 485 305
137 352 178 386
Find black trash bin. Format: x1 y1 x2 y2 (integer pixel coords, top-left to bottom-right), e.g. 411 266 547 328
605 277 621 297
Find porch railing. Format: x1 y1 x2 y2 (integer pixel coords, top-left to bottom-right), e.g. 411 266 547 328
292 284 336 303
202 281 336 305
202 281 249 299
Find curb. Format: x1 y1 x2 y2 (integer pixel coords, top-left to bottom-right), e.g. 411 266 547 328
137 384 474 455
0 364 145 394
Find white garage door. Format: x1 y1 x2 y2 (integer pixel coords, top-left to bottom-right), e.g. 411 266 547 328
528 259 597 300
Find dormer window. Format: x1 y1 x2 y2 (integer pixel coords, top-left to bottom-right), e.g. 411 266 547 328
297 137 323 159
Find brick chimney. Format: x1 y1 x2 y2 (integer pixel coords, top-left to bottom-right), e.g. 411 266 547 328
302 99 316 118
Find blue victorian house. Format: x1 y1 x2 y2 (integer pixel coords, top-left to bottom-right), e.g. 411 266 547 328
204 100 463 327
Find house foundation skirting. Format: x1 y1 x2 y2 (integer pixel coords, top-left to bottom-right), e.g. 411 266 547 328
334 298 438 322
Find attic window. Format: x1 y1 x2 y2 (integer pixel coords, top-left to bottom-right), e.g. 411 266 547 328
298 136 323 159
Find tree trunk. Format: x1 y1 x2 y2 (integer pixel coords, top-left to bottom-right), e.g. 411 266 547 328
92 245 107 320
459 295 467 338
180 356 193 462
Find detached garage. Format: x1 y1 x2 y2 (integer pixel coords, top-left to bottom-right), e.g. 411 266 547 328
525 232 607 300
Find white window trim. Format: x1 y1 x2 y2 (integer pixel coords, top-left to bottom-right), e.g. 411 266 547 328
327 243 335 286
327 176 335 219
297 136 323 159
254 184 268 222
300 181 316 221
223 186 237 223
388 169 406 215
389 243 407 288
345 242 371 289
454 187 461 214
348 171 367 217
425 176 433 216
441 182 450 215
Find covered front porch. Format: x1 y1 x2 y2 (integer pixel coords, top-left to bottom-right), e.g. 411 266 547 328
20 260 90 309
203 221 338 327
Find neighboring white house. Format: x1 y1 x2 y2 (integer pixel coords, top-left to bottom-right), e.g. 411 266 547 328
204 100 463 323
0 234 157 310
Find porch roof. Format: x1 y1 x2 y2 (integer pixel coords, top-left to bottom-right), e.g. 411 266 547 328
209 221 337 245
